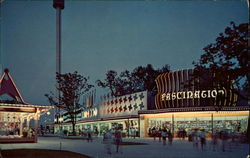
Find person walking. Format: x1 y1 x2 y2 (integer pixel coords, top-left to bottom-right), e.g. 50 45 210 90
199 129 206 151
188 130 192 142
192 129 199 149
87 129 92 142
158 128 162 142
221 129 229 152
131 127 136 139
152 127 156 141
182 129 187 140
114 128 122 153
211 130 219 151
161 128 167 146
103 129 113 155
167 130 173 146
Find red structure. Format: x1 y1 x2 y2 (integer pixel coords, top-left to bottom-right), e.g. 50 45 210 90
0 69 51 143
0 68 26 104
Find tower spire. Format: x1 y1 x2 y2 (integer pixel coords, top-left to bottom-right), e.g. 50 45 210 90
53 0 64 124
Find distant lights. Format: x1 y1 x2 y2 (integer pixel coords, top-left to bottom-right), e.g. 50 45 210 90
59 117 64 122
82 108 98 118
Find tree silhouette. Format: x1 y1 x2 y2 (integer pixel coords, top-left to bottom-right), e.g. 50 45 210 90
193 22 249 94
45 71 94 135
96 64 170 96
192 22 249 142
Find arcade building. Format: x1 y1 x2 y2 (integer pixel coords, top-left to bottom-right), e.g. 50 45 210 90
0 69 51 143
55 69 249 138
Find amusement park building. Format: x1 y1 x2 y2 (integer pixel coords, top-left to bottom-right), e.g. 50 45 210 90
54 69 249 138
0 69 51 143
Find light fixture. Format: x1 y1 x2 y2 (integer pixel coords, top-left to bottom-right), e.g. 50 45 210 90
59 117 63 122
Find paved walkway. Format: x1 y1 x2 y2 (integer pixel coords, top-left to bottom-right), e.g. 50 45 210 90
1 136 249 158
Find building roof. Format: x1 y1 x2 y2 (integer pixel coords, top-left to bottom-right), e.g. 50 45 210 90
0 68 26 104
0 69 52 114
0 103 52 113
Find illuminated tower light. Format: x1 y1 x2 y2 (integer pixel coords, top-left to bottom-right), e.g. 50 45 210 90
53 0 64 123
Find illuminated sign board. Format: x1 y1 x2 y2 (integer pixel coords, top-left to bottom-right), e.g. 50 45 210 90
155 69 238 109
99 91 148 118
82 108 98 118
161 89 225 101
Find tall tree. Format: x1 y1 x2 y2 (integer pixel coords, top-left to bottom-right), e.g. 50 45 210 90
96 64 170 96
192 22 249 142
45 71 94 135
192 22 249 94
96 70 118 95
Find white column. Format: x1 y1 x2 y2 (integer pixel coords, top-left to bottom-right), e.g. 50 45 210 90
97 123 100 136
108 122 112 130
26 117 30 129
20 118 24 136
139 116 145 138
34 114 39 143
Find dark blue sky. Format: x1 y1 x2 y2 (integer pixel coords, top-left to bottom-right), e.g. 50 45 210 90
0 0 248 105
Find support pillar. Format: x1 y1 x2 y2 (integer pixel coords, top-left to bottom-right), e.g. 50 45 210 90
108 122 112 130
211 113 214 135
143 117 148 137
97 123 100 136
26 117 30 129
20 118 23 136
128 118 130 137
34 114 39 143
172 114 174 134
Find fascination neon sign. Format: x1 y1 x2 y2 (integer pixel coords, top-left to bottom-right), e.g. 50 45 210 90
161 89 225 101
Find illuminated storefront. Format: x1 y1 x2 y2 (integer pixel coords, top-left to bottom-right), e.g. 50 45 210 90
139 108 249 137
54 69 249 138
139 69 249 137
0 103 51 143
56 91 150 137
0 69 51 143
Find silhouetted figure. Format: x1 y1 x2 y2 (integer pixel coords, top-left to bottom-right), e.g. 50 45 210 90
87 129 92 142
158 128 162 142
168 130 173 146
182 129 187 140
103 129 112 155
199 129 206 151
152 127 156 141
211 130 219 151
114 128 122 153
161 128 167 146
192 129 199 149
221 130 229 152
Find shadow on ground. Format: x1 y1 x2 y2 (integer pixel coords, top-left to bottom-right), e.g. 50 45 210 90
1 149 92 158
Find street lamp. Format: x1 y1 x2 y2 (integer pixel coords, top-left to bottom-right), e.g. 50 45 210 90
59 117 64 135
59 117 63 122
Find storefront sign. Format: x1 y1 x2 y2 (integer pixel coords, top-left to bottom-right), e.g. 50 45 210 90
82 108 98 118
161 89 225 101
155 69 238 109
99 91 147 118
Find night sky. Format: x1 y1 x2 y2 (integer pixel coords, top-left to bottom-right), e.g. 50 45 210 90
0 0 248 106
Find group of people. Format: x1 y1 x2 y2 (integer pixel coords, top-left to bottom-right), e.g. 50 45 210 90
188 128 245 152
189 128 206 150
78 128 99 142
149 126 246 152
150 127 173 146
103 128 122 155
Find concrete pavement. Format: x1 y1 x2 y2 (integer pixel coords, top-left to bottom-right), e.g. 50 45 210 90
1 136 249 158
